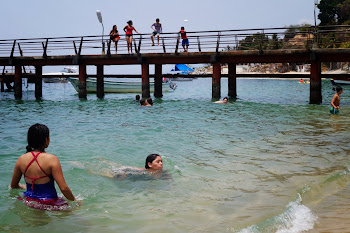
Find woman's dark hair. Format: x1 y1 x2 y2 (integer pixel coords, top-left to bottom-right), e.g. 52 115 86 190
145 154 160 169
26 123 50 152
140 99 145 106
146 97 153 106
127 20 132 25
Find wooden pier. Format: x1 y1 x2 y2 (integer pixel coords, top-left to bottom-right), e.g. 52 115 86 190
1 26 350 103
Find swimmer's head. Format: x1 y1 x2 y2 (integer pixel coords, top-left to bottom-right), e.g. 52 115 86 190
223 97 228 103
26 123 50 152
145 154 163 170
336 86 343 93
146 97 153 106
140 99 146 106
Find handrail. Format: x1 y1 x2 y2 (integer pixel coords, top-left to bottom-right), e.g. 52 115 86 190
0 25 349 57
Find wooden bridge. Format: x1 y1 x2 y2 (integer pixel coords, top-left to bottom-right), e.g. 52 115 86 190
1 25 350 103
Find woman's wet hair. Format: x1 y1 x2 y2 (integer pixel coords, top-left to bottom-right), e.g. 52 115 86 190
145 154 160 169
146 97 153 106
26 123 50 152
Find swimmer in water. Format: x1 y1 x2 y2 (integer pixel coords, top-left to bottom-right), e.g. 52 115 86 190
10 123 77 210
330 86 343 114
93 154 164 179
214 97 228 104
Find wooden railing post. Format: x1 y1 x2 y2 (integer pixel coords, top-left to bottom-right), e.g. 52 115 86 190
197 36 201 52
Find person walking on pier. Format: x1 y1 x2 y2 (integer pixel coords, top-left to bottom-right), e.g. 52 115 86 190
123 20 139 54
109 25 120 54
179 26 189 52
330 86 343 114
151 18 162 46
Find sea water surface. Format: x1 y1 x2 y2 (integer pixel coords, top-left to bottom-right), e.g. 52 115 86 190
0 78 349 233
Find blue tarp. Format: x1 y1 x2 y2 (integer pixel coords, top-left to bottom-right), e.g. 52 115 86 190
171 64 194 74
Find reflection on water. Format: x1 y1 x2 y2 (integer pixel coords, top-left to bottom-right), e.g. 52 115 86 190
0 79 349 233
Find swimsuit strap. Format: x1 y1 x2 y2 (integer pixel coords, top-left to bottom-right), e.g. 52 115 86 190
24 151 50 190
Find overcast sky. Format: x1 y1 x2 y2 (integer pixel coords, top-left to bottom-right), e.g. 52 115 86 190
1 0 319 39
0 0 320 73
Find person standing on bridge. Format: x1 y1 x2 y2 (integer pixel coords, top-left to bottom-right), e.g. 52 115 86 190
151 18 162 46
109 25 120 54
124 20 139 54
179 26 189 52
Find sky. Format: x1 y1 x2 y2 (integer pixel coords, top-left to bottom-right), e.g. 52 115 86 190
0 0 320 73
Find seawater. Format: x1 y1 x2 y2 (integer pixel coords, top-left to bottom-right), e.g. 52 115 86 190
0 78 349 233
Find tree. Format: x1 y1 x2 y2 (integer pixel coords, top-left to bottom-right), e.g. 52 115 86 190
317 0 350 25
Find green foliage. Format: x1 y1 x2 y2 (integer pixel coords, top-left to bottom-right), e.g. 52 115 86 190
317 0 350 25
238 33 270 51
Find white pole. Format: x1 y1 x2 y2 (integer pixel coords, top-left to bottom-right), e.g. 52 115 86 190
96 10 105 54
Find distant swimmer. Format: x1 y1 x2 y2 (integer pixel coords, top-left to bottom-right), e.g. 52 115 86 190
140 99 146 106
135 94 140 102
145 97 153 106
10 124 77 210
214 97 228 104
330 86 343 114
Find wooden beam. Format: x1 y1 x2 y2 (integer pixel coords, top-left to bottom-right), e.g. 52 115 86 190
228 63 237 98
141 63 150 99
212 62 221 99
310 60 322 104
96 65 104 99
14 65 22 99
35 66 42 99
154 64 163 98
78 64 87 99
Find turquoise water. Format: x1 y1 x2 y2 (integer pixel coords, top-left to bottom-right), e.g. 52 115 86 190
0 78 350 233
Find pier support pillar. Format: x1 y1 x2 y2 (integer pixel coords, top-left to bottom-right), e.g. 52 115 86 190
96 65 104 99
35 66 42 99
228 63 237 98
212 62 221 99
310 60 322 104
154 64 163 98
79 64 87 99
14 65 22 99
141 63 150 99
1 77 4 92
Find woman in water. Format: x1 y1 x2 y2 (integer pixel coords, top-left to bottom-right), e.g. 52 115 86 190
109 25 120 53
123 20 139 54
96 154 163 179
10 123 76 209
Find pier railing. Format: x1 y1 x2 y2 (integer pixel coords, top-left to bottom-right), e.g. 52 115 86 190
1 26 349 57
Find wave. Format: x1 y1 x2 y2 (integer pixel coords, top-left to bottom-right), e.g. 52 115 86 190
238 167 350 233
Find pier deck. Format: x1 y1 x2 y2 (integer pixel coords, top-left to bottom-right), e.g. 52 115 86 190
1 25 350 102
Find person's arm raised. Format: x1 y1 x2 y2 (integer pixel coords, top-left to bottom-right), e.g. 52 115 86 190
51 156 76 201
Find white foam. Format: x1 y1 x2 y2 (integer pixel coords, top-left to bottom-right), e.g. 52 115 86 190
238 196 318 233
275 200 318 233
